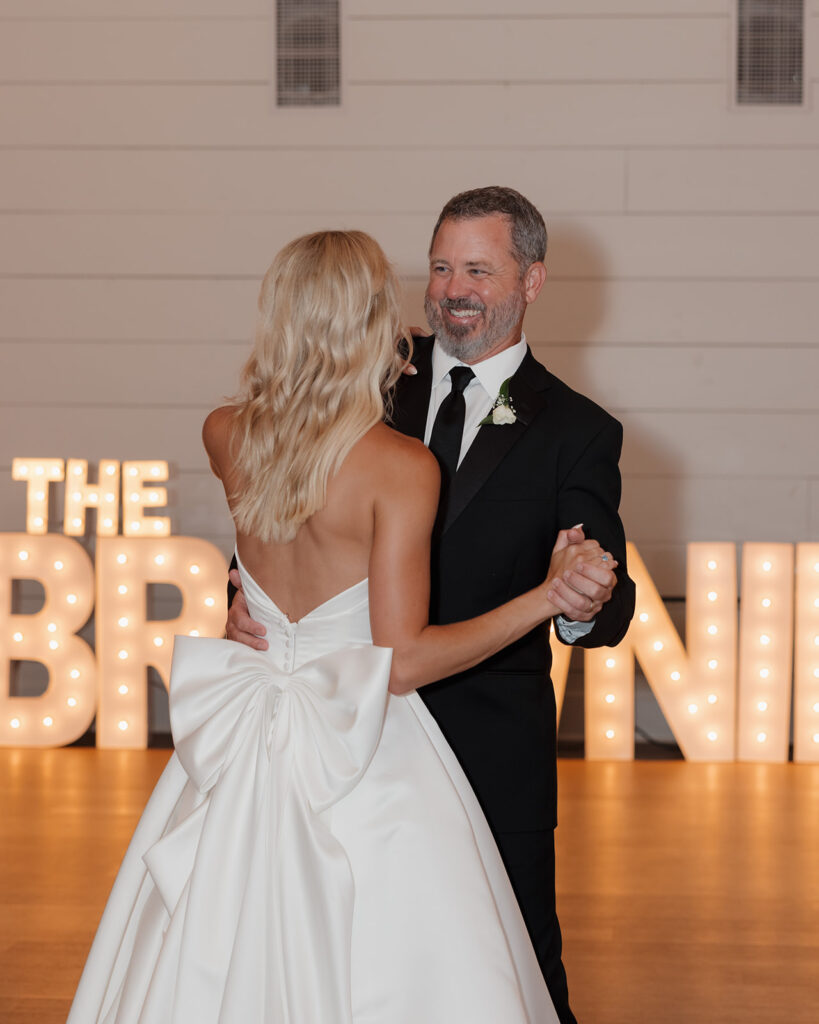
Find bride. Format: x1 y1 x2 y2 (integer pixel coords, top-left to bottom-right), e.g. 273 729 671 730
68 230 611 1023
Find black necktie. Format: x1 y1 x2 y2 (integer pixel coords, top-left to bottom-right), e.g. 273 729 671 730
428 366 475 505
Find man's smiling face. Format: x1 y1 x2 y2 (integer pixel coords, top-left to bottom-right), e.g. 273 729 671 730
424 214 543 364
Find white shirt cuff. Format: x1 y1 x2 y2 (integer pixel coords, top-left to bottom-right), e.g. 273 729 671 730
554 615 595 643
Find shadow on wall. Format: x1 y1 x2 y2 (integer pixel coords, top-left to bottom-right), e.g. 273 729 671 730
534 221 684 570
527 221 608 350
543 223 685 751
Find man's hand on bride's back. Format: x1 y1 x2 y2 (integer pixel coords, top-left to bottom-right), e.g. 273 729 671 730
226 569 269 651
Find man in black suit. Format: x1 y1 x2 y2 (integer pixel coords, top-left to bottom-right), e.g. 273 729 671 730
228 187 634 1022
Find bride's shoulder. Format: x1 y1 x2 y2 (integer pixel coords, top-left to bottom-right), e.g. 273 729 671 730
364 423 438 475
358 426 439 531
202 405 238 479
356 424 439 509
203 405 235 442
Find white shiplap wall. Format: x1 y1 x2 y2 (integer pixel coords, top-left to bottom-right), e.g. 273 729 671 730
2 0 818 735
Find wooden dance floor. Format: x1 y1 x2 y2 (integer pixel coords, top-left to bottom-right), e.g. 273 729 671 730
1 748 816 1023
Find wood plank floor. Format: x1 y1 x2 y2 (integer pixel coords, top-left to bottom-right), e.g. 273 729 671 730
1 749 816 1023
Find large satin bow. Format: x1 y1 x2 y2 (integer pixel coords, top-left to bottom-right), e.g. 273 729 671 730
138 637 392 1024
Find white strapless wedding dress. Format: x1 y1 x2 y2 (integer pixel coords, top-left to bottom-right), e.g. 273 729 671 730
68 554 558 1023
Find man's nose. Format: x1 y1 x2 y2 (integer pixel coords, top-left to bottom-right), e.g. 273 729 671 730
444 271 471 300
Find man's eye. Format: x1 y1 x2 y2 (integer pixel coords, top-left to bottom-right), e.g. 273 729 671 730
432 265 449 274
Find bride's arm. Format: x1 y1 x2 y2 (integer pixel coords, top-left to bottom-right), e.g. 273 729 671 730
369 442 611 695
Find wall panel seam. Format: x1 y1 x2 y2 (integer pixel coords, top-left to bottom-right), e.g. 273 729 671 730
4 274 819 284
7 403 819 415
0 208 634 216
0 15 271 23
3 144 819 153
0 79 268 86
5 340 818 351
348 14 731 23
347 78 728 86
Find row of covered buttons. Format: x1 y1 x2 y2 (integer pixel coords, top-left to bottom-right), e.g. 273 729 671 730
282 622 295 672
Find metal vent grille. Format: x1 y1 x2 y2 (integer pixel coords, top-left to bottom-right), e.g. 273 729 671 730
277 0 340 107
737 0 803 105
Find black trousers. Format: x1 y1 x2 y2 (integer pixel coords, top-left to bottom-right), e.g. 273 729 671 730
494 829 578 1024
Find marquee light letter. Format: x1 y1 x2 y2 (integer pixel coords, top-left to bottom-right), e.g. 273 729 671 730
122 461 170 538
793 543 819 764
95 537 228 748
0 533 96 746
737 544 793 763
64 459 121 537
584 543 737 761
12 458 65 534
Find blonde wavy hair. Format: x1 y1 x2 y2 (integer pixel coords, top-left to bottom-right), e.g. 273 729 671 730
230 230 408 543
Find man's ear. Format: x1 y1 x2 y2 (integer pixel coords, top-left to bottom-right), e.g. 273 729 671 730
523 261 547 304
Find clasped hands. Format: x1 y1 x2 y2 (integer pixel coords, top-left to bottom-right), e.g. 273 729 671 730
545 525 618 623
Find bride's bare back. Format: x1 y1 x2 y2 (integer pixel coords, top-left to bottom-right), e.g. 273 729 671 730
209 408 585 693
203 407 436 623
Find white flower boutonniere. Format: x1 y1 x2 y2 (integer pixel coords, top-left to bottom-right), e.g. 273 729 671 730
480 377 517 426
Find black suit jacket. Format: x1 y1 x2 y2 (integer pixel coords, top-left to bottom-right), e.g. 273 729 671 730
392 337 635 832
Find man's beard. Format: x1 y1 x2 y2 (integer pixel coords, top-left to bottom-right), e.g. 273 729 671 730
423 290 526 362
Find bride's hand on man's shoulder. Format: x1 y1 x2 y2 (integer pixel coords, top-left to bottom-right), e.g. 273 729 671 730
399 326 429 376
226 569 269 651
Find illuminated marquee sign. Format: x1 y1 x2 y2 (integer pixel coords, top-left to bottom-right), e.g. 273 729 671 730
2 459 227 749
1 459 818 762
550 536 819 765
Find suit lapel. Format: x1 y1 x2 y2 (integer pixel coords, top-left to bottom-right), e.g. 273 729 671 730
442 348 552 534
391 336 433 441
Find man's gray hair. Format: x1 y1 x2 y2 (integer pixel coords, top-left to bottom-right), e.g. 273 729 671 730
429 186 548 272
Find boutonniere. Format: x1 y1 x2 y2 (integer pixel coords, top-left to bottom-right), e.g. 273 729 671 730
480 377 516 425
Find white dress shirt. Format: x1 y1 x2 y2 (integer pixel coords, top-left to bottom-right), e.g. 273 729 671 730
424 335 594 643
423 336 527 462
